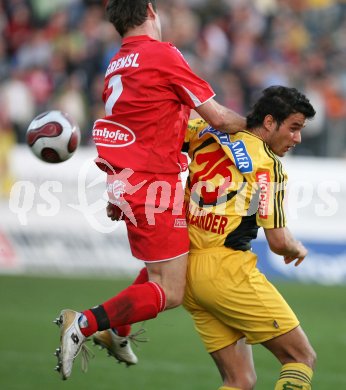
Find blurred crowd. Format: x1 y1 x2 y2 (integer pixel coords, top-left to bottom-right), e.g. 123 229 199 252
1 0 346 160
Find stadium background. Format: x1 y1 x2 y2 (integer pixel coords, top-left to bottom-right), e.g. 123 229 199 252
0 0 346 389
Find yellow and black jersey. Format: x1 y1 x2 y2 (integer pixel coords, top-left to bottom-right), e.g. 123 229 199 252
183 118 287 251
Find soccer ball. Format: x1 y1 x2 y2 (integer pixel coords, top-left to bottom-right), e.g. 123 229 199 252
26 110 81 163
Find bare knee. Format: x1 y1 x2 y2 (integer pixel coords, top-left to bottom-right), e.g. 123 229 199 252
229 371 257 390
281 339 316 369
164 283 186 308
212 340 256 390
247 371 257 389
146 254 187 309
281 345 316 369
263 327 317 369
301 344 317 369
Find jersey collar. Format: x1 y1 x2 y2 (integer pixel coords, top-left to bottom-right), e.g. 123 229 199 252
242 129 264 142
122 35 157 45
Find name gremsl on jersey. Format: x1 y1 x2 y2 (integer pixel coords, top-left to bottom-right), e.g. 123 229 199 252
105 53 140 77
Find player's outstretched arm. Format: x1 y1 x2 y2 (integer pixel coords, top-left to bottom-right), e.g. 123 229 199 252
264 227 308 267
195 98 246 134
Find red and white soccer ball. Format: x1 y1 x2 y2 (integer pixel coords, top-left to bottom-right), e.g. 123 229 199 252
26 110 81 163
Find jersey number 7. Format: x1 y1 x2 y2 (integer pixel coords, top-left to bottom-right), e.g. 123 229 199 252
105 75 123 115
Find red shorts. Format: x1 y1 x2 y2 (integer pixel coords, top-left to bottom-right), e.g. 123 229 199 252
107 169 190 261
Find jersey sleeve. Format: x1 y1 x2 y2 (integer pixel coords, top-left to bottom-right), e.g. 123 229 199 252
182 118 208 154
161 44 215 108
254 158 287 229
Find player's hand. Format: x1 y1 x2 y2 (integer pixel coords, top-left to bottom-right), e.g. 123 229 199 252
283 242 308 267
106 202 124 221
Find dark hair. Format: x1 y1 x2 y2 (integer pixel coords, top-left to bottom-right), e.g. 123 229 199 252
246 86 316 129
106 0 157 37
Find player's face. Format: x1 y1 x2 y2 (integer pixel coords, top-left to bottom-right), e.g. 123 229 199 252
268 113 306 157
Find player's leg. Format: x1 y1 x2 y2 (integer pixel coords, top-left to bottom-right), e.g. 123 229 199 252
193 249 315 390
92 267 149 365
113 267 149 336
91 254 187 365
262 326 316 390
211 338 256 390
183 249 256 389
91 258 188 365
80 251 187 333
90 256 187 365
54 254 187 379
145 254 187 308
183 308 256 390
53 172 189 379
235 263 316 390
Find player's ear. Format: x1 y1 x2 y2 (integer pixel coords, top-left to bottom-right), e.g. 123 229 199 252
263 114 276 132
147 2 156 19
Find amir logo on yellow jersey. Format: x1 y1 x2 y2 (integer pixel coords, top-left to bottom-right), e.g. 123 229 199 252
198 126 253 173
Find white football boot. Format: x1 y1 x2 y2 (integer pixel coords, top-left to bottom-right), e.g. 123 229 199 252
53 309 90 380
93 329 138 366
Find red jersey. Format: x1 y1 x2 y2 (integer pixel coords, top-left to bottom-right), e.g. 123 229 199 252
92 35 215 174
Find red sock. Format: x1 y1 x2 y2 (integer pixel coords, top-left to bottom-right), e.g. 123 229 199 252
132 267 149 284
115 324 131 337
115 267 149 337
80 281 165 337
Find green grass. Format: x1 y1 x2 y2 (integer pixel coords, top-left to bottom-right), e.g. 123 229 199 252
0 275 345 389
